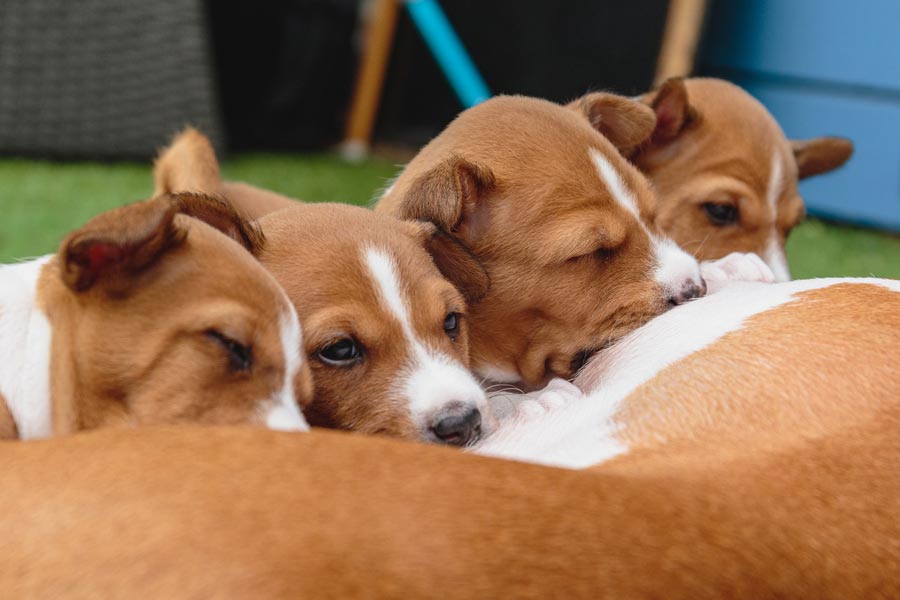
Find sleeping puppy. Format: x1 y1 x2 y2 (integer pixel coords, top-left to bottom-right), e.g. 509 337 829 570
376 94 706 389
156 132 492 445
0 192 311 438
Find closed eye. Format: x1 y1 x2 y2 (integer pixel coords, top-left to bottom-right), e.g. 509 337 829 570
205 329 253 372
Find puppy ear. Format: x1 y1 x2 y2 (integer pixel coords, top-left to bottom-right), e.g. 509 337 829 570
567 92 657 153
645 77 695 141
61 196 185 293
172 192 265 255
791 137 854 179
398 156 495 243
154 127 222 196
406 221 490 305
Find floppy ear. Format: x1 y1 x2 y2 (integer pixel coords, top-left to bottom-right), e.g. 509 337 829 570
172 192 265 255
154 127 222 196
791 137 854 179
567 92 657 152
402 197 491 306
397 156 495 243
61 196 185 293
644 77 696 141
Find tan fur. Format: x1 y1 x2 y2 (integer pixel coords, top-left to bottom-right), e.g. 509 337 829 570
155 133 483 441
1 285 897 595
259 205 476 439
627 78 853 262
29 194 312 435
0 416 894 598
154 129 298 221
580 284 900 468
376 95 686 387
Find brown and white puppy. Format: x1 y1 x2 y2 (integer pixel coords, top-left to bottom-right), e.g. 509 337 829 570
621 77 853 280
376 94 706 388
156 132 490 445
0 193 312 439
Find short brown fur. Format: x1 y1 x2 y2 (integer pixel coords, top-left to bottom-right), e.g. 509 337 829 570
377 95 692 387
626 78 853 266
29 194 312 435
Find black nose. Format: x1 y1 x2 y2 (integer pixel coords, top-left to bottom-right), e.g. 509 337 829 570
667 278 707 306
431 407 482 446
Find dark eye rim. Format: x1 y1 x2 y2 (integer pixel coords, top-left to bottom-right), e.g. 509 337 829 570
205 329 253 372
701 202 740 226
316 336 364 367
443 311 462 341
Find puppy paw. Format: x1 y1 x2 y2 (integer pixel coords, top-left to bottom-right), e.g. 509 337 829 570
512 378 583 420
701 252 776 293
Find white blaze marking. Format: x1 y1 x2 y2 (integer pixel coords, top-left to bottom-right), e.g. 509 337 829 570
264 301 309 432
0 256 54 439
363 247 487 428
590 147 640 219
473 278 900 468
764 152 791 281
589 148 703 295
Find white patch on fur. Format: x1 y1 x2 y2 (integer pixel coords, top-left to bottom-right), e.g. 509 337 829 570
363 247 488 430
589 148 703 296
473 277 900 468
264 303 309 432
764 152 791 281
764 236 791 283
653 237 704 296
0 256 54 439
590 148 640 219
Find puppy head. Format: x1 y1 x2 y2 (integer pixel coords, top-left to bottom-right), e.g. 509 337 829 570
378 95 704 388
628 77 853 281
55 193 312 433
258 204 491 445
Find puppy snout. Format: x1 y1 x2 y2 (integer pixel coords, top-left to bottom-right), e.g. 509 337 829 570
667 277 707 306
430 406 482 446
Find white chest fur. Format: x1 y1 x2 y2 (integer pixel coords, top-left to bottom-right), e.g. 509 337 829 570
0 256 53 439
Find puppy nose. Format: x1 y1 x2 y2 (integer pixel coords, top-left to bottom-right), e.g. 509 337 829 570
667 278 707 306
431 407 482 446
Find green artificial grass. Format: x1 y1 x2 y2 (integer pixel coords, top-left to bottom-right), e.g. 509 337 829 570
0 155 898 280
0 154 397 261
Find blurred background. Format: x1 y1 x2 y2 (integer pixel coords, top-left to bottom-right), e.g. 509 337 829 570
1 0 898 277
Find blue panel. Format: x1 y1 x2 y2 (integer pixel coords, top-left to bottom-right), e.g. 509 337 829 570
737 80 900 231
703 0 900 93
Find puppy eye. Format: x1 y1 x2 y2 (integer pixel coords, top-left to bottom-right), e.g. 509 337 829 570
443 312 461 341
317 337 363 366
205 330 253 372
595 247 616 262
702 202 739 226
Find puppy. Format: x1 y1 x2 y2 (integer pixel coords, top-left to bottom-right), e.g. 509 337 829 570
156 132 491 445
376 94 706 388
621 77 853 280
0 193 311 438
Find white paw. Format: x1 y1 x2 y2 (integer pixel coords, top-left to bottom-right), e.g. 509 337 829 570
512 378 583 420
701 252 776 293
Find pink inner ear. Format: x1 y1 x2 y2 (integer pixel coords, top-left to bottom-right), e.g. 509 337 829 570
655 97 680 131
87 243 124 272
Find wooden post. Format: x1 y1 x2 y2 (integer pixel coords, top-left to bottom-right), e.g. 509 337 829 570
341 0 400 161
654 0 709 85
